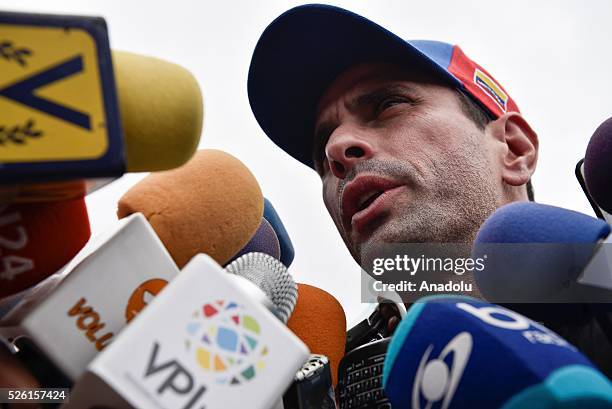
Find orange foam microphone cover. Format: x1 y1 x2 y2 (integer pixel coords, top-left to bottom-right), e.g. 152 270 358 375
287 283 346 386
117 149 263 268
0 198 90 298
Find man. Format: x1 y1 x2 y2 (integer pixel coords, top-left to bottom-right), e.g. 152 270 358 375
248 5 536 263
247 4 610 373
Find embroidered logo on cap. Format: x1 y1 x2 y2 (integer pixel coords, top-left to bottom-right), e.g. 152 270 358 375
473 69 508 112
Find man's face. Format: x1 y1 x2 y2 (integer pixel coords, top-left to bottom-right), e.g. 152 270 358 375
314 62 501 264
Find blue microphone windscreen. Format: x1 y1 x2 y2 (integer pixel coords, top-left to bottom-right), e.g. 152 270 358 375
475 202 610 245
585 117 612 213
263 198 295 267
472 203 610 303
383 296 612 409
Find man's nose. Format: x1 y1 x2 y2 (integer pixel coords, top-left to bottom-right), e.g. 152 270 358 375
325 127 374 179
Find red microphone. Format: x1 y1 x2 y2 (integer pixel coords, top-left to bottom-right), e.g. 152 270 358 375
0 197 90 298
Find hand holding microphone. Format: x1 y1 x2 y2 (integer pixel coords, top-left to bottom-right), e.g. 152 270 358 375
0 343 40 409
0 343 39 390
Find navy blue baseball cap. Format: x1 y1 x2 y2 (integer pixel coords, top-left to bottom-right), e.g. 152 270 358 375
248 4 520 170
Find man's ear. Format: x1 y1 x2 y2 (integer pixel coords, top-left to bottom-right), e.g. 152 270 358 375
485 112 538 187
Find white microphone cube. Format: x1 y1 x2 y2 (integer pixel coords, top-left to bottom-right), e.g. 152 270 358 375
67 254 310 409
0 213 180 381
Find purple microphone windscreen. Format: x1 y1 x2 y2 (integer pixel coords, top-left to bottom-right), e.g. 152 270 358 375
585 117 612 213
263 198 295 267
228 218 281 264
472 202 610 306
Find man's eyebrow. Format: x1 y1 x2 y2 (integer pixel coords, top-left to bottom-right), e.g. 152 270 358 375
350 83 420 110
314 83 419 137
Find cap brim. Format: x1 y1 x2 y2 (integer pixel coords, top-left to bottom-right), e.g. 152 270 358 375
248 4 461 169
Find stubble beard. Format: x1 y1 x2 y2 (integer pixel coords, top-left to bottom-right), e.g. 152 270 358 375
346 143 499 266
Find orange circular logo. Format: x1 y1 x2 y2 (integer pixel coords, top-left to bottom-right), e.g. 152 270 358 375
125 278 168 322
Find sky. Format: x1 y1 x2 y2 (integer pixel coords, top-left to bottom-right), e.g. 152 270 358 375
3 0 610 325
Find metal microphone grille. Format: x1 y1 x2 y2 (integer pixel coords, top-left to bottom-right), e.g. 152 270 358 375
225 252 298 323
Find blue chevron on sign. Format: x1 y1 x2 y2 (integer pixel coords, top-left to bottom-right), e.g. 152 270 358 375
0 55 91 130
0 11 125 182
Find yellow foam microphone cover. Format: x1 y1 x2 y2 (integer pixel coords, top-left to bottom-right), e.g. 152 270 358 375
113 51 204 172
287 283 346 386
117 149 263 268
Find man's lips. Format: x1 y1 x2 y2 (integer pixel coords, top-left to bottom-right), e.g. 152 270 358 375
341 175 404 234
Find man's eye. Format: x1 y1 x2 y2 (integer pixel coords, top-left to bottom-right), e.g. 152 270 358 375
375 97 409 115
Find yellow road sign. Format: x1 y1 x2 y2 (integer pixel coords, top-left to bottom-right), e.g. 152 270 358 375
0 17 118 163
